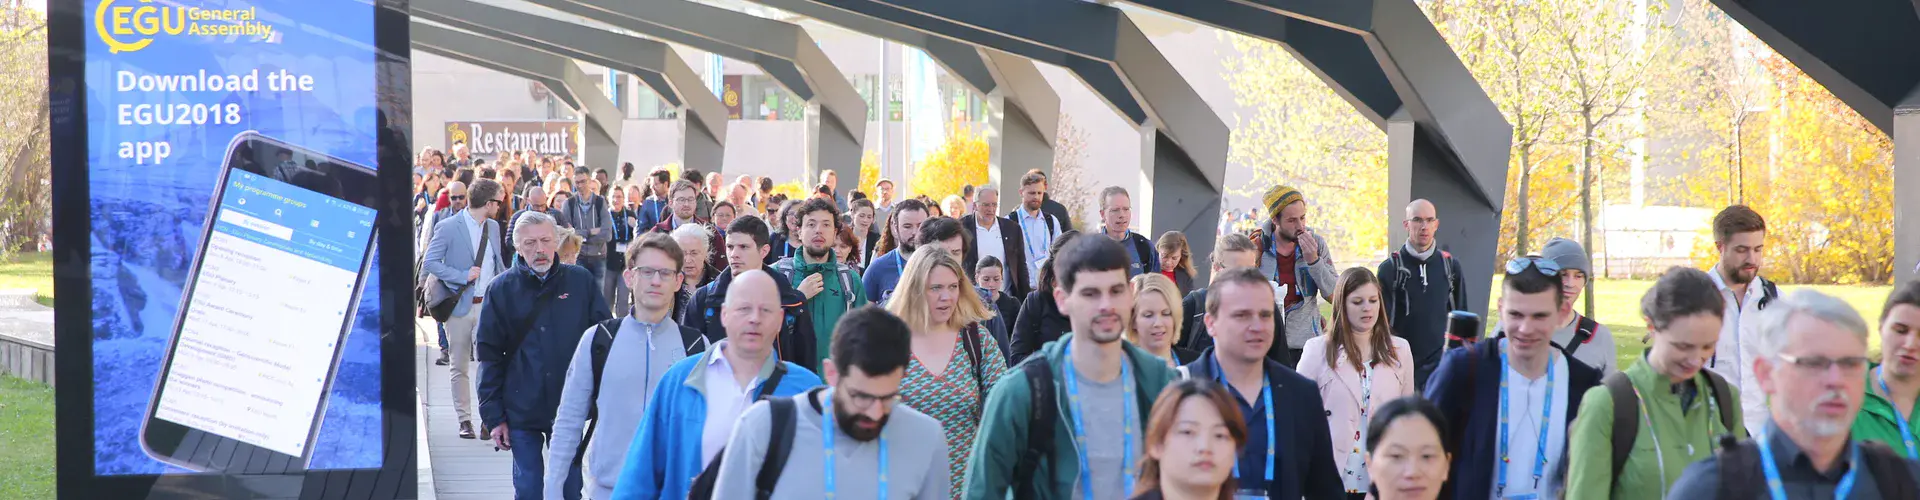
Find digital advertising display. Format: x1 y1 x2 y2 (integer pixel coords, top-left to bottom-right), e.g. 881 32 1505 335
50 0 416 497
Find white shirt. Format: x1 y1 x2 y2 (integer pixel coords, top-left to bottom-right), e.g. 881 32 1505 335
1490 344 1569 500
701 342 768 465
1705 268 1770 433
974 217 1006 288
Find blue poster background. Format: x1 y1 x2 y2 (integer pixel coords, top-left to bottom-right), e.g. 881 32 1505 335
85 0 383 474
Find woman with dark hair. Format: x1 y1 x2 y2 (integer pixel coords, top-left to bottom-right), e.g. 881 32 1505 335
1365 397 1451 500
1854 279 1920 457
1131 379 1247 500
833 225 864 274
1298 267 1416 498
1007 230 1079 365
1156 231 1196 296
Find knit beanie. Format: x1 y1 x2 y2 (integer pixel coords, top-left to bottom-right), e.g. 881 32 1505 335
1540 237 1591 275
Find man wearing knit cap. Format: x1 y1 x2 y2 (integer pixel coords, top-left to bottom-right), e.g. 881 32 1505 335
1379 199 1468 389
1539 237 1618 375
1249 185 1337 367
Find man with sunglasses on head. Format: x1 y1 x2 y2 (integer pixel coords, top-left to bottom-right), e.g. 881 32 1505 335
710 306 951 498
1423 256 1604 500
1667 290 1920 499
421 179 504 438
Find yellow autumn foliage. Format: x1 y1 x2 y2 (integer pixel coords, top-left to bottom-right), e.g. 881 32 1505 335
909 121 991 201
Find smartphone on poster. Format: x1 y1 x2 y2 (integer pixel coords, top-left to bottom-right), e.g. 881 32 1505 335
139 131 381 473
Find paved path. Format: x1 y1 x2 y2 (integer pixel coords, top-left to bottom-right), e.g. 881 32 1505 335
0 289 53 346
416 317 514 500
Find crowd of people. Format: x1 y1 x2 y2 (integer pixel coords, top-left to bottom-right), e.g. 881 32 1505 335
412 144 1920 500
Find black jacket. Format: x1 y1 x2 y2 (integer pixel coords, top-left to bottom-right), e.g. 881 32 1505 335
991 293 1022 340
1186 350 1344 500
476 260 612 432
1009 289 1070 366
683 269 820 373
1377 246 1467 388
1041 196 1073 230
1178 287 1288 365
959 214 1033 300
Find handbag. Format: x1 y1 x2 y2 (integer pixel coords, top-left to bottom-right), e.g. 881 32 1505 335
424 223 490 322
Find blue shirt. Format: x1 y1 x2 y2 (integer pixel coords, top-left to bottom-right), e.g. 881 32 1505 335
862 249 907 305
1012 208 1058 289
1225 380 1276 495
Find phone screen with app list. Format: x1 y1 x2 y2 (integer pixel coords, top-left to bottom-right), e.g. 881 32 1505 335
149 134 376 460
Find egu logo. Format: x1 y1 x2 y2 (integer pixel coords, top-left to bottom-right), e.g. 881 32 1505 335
95 0 183 54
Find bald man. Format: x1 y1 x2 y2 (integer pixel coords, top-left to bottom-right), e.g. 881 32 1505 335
609 270 823 500
1377 199 1467 388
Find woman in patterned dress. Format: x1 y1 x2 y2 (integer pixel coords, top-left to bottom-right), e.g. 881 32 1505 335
1296 267 1415 500
885 246 1010 499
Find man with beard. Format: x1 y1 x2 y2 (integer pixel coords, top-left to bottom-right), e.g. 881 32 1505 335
771 198 868 367
1249 185 1337 368
609 270 824 500
710 306 951 498
1668 290 1920 498
477 211 613 499
1008 172 1066 292
1704 205 1784 433
963 236 1179 499
863 198 930 304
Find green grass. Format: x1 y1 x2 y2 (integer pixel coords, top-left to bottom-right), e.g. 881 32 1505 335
0 375 55 499
1487 277 1895 370
0 252 53 308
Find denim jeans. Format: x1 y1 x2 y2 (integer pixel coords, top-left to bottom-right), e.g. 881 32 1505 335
578 254 607 311
437 322 448 350
510 428 581 500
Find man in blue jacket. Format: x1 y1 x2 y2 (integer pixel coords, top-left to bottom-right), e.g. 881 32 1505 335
1423 256 1602 500
610 270 824 500
1183 267 1342 499
477 210 613 500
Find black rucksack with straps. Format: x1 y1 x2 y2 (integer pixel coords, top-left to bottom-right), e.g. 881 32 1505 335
686 363 791 500
1387 249 1457 315
1600 369 1739 488
958 323 992 418
1013 359 1057 500
1562 315 1602 357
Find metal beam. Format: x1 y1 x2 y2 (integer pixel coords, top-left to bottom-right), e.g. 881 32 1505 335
411 21 623 168
1228 0 1375 34
1709 0 1920 135
413 0 729 171
748 0 997 94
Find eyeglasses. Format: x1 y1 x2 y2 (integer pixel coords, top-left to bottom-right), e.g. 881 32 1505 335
1504 256 1561 277
629 266 679 281
449 195 466 201
1777 353 1871 374
841 387 901 410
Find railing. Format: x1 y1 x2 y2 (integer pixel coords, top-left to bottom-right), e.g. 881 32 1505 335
0 332 53 387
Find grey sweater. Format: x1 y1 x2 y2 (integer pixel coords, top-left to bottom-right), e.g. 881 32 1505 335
1257 230 1338 349
544 314 693 500
712 388 951 499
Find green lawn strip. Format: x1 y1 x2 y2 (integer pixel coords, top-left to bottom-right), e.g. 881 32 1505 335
0 375 56 499
0 253 54 307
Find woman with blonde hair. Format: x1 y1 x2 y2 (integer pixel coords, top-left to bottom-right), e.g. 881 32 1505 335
1131 379 1247 500
1296 267 1415 499
885 246 1010 498
554 227 586 266
941 194 966 221
1131 273 1200 367
1155 231 1197 296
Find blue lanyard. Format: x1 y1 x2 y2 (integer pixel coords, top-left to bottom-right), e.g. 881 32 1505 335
1496 342 1556 497
1876 367 1919 457
1062 339 1137 500
1212 357 1276 485
822 391 887 500
1018 211 1048 261
1758 430 1859 499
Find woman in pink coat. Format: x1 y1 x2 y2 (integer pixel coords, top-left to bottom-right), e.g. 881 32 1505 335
1297 267 1416 500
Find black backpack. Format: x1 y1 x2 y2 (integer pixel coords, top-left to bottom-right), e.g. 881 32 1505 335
1562 315 1602 357
571 317 711 466
1012 359 1058 500
958 323 992 419
686 363 791 500
1715 436 1917 499
1600 369 1738 489
1387 249 1457 316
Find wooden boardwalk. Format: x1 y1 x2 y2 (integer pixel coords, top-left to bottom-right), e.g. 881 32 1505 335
416 318 514 500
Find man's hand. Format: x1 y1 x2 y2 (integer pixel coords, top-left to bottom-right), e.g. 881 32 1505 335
468 267 481 282
491 424 511 450
799 273 825 299
1299 229 1322 264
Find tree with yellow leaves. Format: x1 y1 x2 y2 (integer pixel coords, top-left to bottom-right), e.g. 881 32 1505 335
909 120 991 201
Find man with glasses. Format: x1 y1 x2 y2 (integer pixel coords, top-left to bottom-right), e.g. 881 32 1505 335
960 186 1030 300
710 306 952 498
560 166 615 311
771 198 868 368
650 180 726 273
1378 199 1467 389
610 270 823 500
421 178 504 438
1424 256 1604 499
545 233 705 500
1667 290 1920 498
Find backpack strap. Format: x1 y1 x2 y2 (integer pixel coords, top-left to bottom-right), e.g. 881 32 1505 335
756 361 789 401
756 397 799 500
1015 360 1057 500
1758 280 1781 310
1131 234 1153 272
1701 369 1739 434
1440 250 1457 311
1564 316 1600 357
960 323 991 419
1603 372 1640 490
575 317 624 466
1861 441 1920 499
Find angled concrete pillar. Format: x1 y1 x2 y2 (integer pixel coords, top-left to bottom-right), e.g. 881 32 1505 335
1899 104 1919 284
532 0 867 194
413 0 728 173
821 0 1229 274
411 21 624 169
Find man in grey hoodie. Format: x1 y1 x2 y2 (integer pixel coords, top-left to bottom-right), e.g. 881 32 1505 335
1250 185 1338 367
545 233 707 500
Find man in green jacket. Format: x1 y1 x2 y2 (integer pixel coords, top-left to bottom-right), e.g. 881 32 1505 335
963 235 1180 500
1567 268 1748 499
1852 279 1920 458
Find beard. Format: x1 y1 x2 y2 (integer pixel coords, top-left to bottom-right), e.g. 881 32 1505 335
1721 260 1758 284
833 393 888 442
806 245 832 261
1275 226 1299 243
1791 390 1853 437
